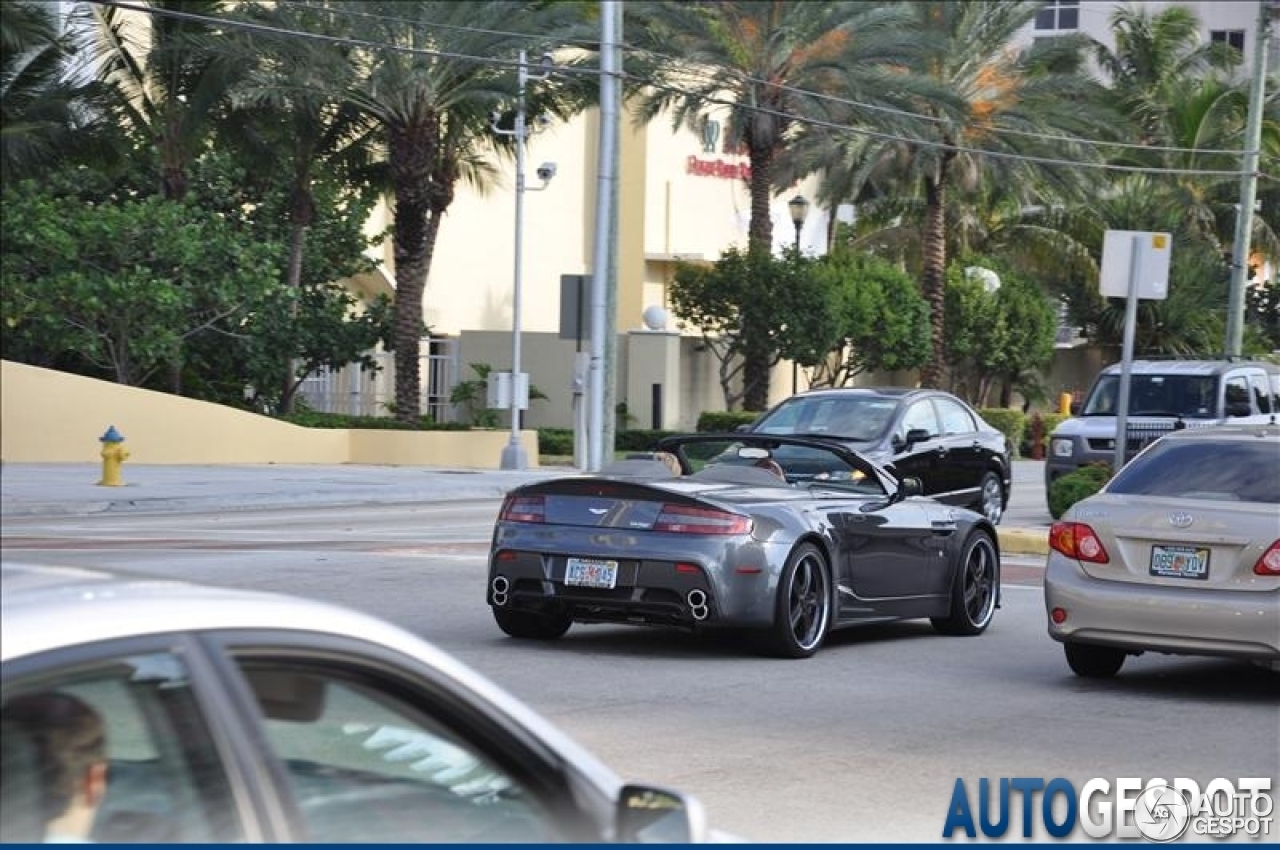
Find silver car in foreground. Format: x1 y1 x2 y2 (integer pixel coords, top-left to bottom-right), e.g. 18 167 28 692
0 563 712 843
1044 424 1280 677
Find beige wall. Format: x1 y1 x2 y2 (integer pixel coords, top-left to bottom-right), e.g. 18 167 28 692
1 361 536 467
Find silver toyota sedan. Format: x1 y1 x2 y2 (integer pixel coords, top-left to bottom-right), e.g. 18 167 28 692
1044 424 1280 677
0 563 713 843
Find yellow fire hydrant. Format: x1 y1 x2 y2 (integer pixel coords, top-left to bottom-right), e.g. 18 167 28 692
98 425 129 487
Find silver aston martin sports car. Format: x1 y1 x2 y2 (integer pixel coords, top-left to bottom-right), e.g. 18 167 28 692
486 434 1002 658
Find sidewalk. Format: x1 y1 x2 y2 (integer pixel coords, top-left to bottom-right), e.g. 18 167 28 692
0 461 1051 555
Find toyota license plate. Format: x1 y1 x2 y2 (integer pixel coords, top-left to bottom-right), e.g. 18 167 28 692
565 557 619 589
1149 545 1210 580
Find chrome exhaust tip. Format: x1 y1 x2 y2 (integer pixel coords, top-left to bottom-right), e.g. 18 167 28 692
687 589 709 621
491 575 510 607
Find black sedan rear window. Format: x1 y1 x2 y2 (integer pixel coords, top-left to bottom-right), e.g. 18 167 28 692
1107 441 1280 503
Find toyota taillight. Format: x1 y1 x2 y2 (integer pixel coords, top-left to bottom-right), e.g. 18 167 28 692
1049 521 1110 564
500 494 545 523
653 504 752 535
1254 540 1280 576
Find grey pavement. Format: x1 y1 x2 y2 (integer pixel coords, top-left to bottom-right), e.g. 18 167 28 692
1 460 1053 554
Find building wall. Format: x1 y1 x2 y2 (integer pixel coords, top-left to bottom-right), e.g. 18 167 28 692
0 361 535 467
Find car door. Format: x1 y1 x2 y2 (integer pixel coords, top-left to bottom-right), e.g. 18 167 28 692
1 635 267 843
890 399 948 500
933 396 984 503
827 494 951 603
203 632 607 844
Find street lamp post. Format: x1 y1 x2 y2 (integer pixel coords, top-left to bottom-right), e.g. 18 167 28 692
493 50 552 470
788 194 809 251
787 194 809 393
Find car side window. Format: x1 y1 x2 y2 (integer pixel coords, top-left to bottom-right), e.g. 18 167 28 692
935 398 976 435
0 653 243 843
1247 374 1272 414
232 660 567 843
1224 376 1252 415
900 400 939 439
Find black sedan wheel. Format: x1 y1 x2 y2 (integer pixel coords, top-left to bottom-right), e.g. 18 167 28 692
932 532 998 636
762 543 831 659
493 608 572 640
1064 642 1127 678
973 472 1004 525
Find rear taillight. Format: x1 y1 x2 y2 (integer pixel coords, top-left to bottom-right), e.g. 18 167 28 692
1254 540 1280 576
1049 521 1110 564
653 504 752 535
500 494 545 523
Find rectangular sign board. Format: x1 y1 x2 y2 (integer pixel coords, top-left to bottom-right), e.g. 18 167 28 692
1099 230 1171 300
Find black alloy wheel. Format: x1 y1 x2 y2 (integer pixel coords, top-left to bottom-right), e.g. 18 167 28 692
762 543 832 659
932 531 999 636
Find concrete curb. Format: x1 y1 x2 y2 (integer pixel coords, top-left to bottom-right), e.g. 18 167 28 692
997 528 1050 557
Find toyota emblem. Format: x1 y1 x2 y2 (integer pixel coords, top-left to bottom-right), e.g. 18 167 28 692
1168 512 1194 528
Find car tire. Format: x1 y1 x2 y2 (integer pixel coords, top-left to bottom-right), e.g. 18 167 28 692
493 608 572 640
1064 642 1126 678
931 531 999 636
759 542 831 659
972 472 1004 525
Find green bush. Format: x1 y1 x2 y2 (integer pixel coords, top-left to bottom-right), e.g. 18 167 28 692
282 411 468 431
1048 463 1113 520
537 428 573 456
977 408 1027 458
696 410 760 432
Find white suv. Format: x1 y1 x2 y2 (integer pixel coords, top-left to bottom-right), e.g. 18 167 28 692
1045 358 1280 486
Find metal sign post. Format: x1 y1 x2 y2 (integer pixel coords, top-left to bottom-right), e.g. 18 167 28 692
1099 230 1171 471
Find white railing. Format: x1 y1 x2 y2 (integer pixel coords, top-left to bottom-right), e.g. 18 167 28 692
296 338 459 422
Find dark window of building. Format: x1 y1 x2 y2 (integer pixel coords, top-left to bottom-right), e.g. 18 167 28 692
1035 1 1080 31
1210 30 1246 52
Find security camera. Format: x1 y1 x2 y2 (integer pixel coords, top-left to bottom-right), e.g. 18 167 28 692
536 162 557 181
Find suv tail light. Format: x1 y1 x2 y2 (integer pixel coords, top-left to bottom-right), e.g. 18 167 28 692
1254 540 1280 576
653 504 751 535
500 494 545 523
1049 521 1110 564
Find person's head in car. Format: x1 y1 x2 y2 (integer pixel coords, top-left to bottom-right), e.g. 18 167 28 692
2 691 108 843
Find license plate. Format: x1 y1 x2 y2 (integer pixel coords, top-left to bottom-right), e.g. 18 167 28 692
1149 545 1210 580
565 557 619 589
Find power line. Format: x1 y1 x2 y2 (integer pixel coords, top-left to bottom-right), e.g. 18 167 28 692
83 0 1255 179
280 0 1252 159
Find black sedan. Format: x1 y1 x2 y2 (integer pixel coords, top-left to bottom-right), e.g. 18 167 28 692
744 387 1012 524
487 434 1001 659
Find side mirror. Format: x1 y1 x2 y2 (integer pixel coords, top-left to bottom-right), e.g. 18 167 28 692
897 477 923 499
616 784 708 843
734 423 752 433
904 427 931 448
1069 401 1081 416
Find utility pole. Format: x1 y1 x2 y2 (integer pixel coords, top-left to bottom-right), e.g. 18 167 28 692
1224 0 1273 356
588 1 621 471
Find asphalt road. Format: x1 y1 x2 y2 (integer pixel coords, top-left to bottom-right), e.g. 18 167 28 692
4 495 1275 844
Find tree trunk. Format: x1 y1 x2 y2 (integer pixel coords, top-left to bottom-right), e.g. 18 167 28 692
279 182 314 416
389 117 437 424
742 144 776 411
919 153 953 389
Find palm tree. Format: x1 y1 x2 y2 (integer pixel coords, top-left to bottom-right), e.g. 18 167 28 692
332 0 586 423
84 0 240 200
1 1 97 179
627 0 923 410
844 1 1111 388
